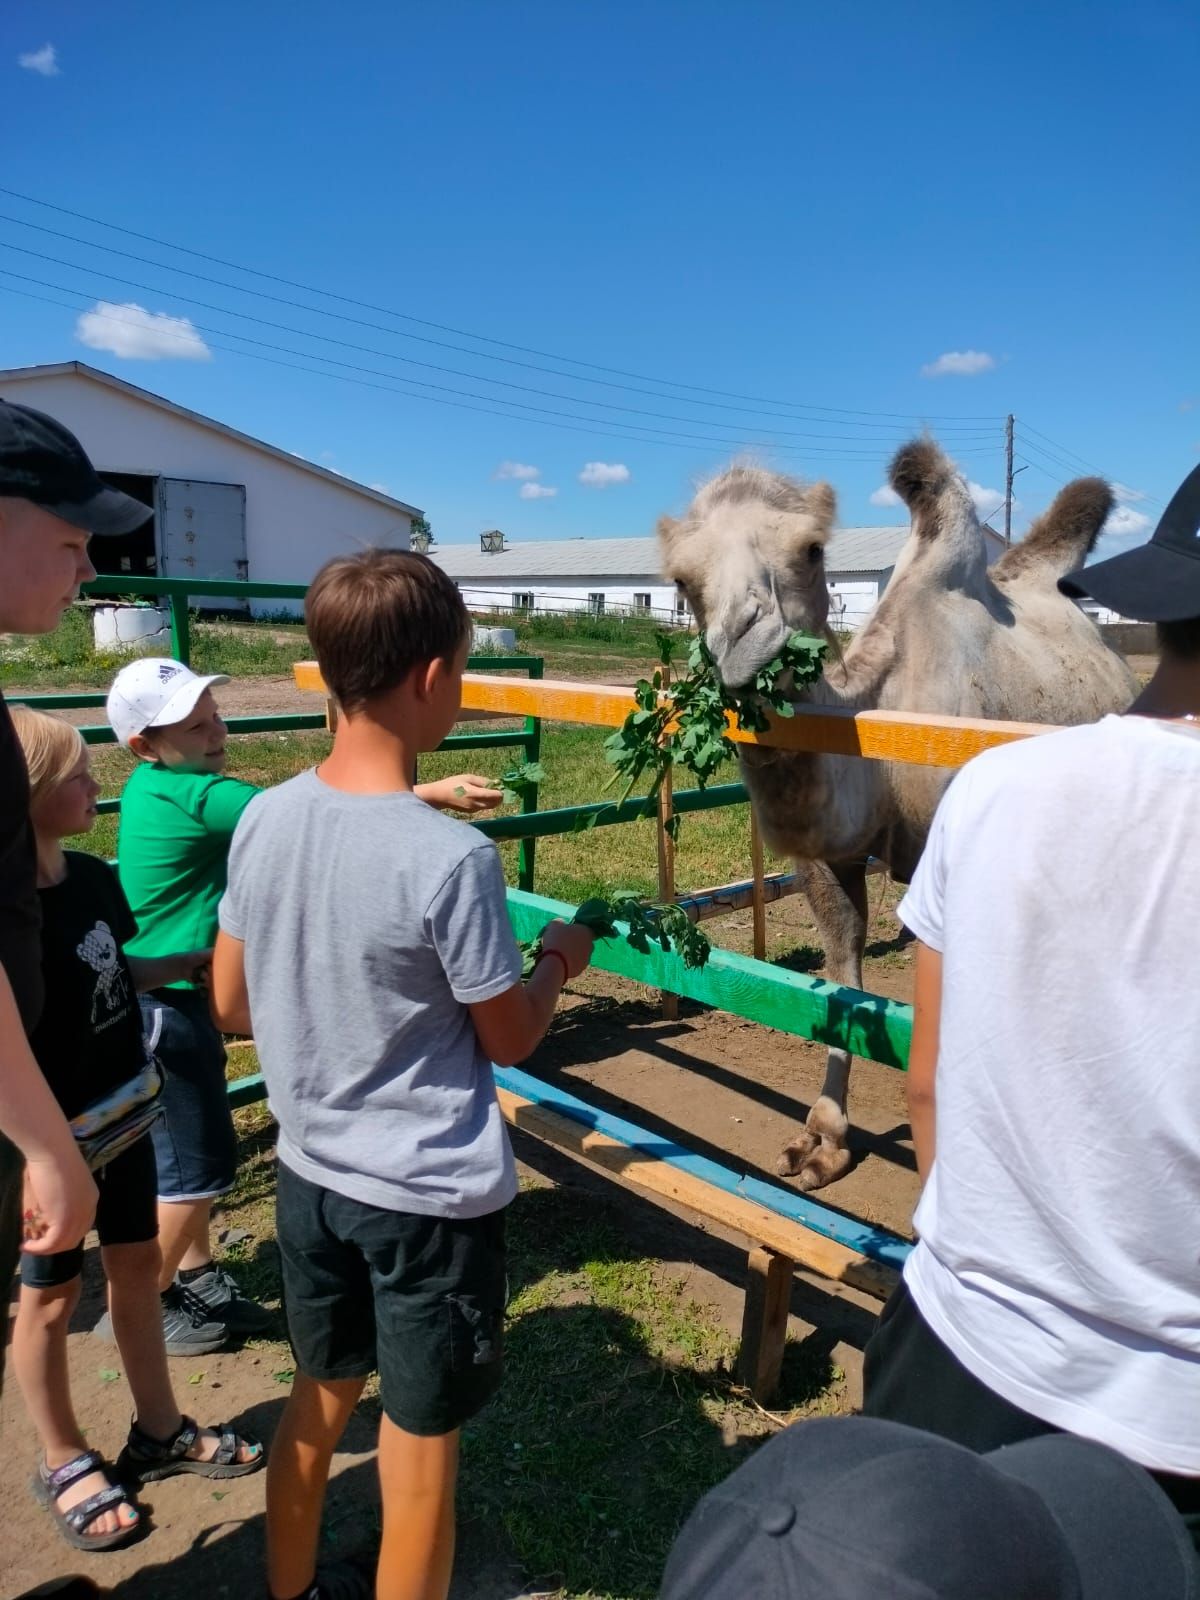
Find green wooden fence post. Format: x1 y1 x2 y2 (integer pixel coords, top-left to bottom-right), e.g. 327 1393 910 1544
169 593 191 666
518 657 543 893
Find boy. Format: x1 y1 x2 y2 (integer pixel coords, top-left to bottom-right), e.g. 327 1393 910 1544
861 462 1200 1549
107 657 508 1355
211 549 592 1600
0 398 152 1600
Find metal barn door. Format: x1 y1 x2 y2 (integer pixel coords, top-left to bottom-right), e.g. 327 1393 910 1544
158 479 248 611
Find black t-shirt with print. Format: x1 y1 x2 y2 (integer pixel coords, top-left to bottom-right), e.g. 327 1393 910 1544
0 693 43 1031
29 852 146 1120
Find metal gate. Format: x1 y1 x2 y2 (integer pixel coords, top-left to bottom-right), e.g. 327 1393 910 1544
158 478 248 610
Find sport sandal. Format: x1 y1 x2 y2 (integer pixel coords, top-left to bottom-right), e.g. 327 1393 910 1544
32 1451 140 1552
116 1414 264 1484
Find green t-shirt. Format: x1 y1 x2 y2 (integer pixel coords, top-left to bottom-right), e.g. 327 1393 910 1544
117 762 260 983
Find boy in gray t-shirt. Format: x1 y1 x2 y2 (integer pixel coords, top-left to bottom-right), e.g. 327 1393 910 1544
212 551 592 1600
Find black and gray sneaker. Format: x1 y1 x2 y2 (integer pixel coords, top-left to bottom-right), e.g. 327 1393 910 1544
93 1284 229 1354
179 1264 274 1334
160 1282 229 1355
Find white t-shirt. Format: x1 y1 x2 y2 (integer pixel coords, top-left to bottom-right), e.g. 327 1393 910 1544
898 713 1200 1474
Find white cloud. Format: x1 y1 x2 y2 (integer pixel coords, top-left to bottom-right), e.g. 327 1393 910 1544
579 461 630 488
1111 482 1145 504
495 461 540 481
19 43 59 76
967 480 1006 519
75 300 211 362
520 482 558 500
369 481 391 494
1103 504 1151 539
869 484 902 507
920 349 996 379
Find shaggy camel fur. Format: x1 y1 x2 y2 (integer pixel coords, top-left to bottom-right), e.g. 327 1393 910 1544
658 438 1137 1190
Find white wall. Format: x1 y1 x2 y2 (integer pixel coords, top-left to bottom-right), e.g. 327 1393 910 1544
2 372 412 608
457 579 684 619
455 573 886 628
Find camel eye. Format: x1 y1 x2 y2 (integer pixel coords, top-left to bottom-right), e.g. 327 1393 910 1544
807 543 823 563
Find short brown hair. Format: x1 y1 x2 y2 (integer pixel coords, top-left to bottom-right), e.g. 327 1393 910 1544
1157 618 1200 662
305 548 470 712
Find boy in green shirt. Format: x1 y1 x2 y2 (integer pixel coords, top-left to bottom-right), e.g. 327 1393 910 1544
107 657 505 1353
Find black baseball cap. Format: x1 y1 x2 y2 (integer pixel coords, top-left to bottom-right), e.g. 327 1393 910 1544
660 1417 1198 1600
0 397 152 537
1060 462 1200 622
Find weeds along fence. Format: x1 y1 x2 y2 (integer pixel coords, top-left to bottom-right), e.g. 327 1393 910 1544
7 574 547 891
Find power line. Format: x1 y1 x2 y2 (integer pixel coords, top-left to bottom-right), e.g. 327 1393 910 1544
1019 419 1164 508
0 187 1005 426
1 278 1001 464
0 250 1002 457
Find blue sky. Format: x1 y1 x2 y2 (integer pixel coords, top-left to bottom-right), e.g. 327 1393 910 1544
2 1 1196 556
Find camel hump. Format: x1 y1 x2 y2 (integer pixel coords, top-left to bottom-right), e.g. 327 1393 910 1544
887 438 974 537
993 477 1114 584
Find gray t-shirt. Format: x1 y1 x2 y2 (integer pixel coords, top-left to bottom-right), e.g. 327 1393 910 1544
218 770 522 1217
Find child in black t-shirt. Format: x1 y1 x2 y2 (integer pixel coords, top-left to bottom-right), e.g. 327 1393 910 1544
10 709 265 1554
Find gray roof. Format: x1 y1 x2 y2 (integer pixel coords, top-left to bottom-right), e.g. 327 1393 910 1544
0 363 422 517
433 526 925 580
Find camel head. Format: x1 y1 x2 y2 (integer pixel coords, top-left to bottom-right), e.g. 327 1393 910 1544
657 464 836 689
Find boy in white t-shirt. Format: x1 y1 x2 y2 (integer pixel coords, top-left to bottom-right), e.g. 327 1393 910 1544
861 462 1200 1554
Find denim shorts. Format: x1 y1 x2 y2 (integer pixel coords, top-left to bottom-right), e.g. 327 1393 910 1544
141 988 237 1203
21 1133 158 1288
276 1160 508 1437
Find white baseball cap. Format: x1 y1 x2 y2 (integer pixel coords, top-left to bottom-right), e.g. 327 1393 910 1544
106 658 230 747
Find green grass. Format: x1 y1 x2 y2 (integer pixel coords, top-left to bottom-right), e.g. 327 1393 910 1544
0 605 315 688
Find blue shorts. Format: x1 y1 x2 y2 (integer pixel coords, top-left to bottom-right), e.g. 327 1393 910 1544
21 1134 158 1288
141 989 238 1203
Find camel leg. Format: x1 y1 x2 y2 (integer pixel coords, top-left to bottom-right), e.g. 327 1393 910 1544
776 859 867 1190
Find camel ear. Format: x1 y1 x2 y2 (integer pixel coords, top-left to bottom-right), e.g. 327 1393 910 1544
807 482 836 531
656 513 681 553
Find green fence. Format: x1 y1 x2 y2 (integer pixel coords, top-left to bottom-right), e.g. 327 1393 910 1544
10 574 546 891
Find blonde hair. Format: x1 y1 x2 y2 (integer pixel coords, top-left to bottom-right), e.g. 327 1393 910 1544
10 706 87 806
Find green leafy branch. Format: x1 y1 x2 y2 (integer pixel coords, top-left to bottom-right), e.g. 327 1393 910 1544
598 629 825 838
520 893 711 979
456 761 545 806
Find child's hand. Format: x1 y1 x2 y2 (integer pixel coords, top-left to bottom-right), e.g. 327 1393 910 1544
417 775 505 814
177 948 213 988
541 920 595 980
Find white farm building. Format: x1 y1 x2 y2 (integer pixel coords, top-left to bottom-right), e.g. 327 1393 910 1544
433 524 1008 631
0 362 419 611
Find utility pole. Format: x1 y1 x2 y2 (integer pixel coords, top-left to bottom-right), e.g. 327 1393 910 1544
1004 413 1015 546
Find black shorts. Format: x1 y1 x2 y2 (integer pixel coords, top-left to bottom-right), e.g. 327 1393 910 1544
863 1277 1200 1555
21 1133 159 1289
276 1160 507 1437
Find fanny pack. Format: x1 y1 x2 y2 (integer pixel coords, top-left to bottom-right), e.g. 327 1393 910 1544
68 1008 165 1171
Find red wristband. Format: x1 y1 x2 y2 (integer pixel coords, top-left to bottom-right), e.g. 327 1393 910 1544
535 947 570 986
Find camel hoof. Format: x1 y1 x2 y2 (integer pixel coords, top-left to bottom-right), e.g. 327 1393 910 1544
775 1131 819 1178
792 1145 854 1192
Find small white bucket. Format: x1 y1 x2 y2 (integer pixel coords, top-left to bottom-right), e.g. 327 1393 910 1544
93 604 172 654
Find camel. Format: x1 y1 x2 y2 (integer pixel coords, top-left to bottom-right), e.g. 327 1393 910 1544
657 438 1137 1190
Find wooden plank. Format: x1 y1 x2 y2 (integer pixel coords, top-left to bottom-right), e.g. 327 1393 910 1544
749 811 768 962
293 662 1053 769
738 1247 795 1401
506 887 913 1070
496 1085 897 1299
676 871 804 923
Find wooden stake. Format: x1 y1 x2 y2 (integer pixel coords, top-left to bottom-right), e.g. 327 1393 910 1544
656 658 678 1021
750 810 767 962
737 1246 794 1402
324 696 339 734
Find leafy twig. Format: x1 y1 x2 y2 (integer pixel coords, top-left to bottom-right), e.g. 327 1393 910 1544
521 892 711 979
597 629 825 839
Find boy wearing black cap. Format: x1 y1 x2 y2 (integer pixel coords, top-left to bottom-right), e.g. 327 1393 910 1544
862 463 1200 1548
0 398 151 1600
